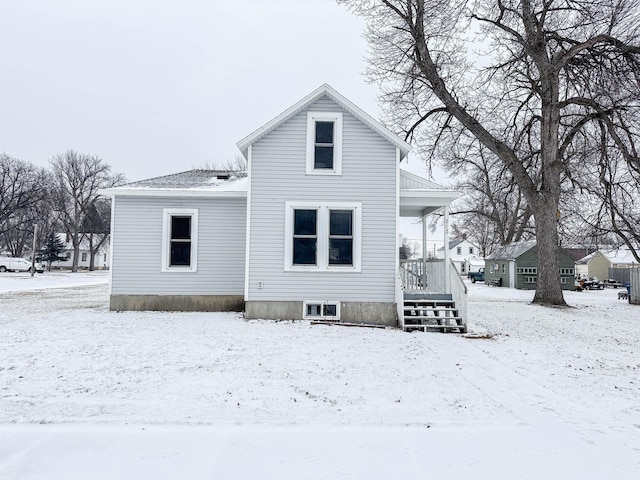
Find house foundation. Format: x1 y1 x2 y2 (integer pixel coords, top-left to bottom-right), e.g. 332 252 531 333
244 301 398 327
110 295 244 312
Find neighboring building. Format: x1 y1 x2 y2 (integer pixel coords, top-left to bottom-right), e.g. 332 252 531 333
484 241 576 290
436 239 484 275
605 248 640 269
575 251 611 280
102 84 464 330
604 247 640 284
50 233 110 270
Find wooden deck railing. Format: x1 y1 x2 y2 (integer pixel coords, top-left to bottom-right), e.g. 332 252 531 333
399 258 445 291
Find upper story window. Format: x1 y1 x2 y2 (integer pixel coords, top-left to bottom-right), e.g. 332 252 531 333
456 246 462 255
285 201 361 271
469 247 474 255
306 112 343 175
162 208 198 272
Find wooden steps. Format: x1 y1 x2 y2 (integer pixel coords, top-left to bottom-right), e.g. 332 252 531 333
403 297 467 333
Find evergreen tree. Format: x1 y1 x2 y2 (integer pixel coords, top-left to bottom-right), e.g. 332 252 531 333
40 232 66 270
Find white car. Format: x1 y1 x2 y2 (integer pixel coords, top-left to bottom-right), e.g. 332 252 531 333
0 257 45 273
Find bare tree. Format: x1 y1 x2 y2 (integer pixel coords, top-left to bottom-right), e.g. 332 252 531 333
449 145 534 251
81 198 111 270
340 0 640 305
195 156 248 176
50 150 124 272
0 154 51 256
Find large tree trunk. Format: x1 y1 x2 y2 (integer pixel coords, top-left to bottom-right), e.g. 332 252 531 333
531 204 566 305
531 73 566 306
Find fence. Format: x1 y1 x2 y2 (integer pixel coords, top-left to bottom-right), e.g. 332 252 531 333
630 267 640 305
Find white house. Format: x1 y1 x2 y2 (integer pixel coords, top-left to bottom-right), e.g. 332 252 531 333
437 239 484 275
102 85 465 331
51 233 110 270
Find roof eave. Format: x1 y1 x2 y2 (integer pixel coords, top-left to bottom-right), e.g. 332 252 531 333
99 188 247 198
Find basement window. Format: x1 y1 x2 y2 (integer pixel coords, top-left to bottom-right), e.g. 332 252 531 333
303 301 340 320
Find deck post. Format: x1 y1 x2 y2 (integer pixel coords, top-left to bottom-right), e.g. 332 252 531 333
444 207 450 294
422 214 427 290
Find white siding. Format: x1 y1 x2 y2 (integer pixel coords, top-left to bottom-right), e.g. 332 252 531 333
111 196 246 295
247 95 398 302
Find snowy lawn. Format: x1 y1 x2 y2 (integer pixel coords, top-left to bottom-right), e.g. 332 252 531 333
0 273 639 479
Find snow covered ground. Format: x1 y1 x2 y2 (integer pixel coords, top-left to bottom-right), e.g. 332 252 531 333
0 272 638 479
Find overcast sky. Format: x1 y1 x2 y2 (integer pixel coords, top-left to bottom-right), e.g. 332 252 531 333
0 0 435 182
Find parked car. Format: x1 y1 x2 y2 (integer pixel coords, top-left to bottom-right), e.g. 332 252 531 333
603 279 623 288
0 256 44 273
467 268 485 283
581 277 604 290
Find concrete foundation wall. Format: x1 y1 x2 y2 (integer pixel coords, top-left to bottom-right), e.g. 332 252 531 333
245 301 398 327
110 295 244 312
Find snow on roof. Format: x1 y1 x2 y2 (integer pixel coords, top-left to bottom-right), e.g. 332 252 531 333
576 251 599 264
55 233 108 251
485 240 537 260
101 170 248 197
437 240 464 252
604 248 640 265
236 84 412 160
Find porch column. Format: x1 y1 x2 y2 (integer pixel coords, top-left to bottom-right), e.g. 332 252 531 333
422 214 427 290
443 207 450 294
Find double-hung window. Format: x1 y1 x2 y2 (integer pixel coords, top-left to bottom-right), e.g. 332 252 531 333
328 210 353 266
285 202 361 271
306 112 343 175
162 208 198 272
293 209 317 265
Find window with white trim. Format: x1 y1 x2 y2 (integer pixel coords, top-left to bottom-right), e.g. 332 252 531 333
524 276 537 283
162 208 198 272
560 268 574 275
456 246 462 255
306 112 343 175
469 247 474 255
285 202 361 271
303 301 340 320
517 267 538 274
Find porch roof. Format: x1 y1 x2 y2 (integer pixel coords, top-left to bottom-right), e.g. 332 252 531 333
399 170 459 217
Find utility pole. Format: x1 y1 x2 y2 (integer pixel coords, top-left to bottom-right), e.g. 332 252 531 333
30 224 38 277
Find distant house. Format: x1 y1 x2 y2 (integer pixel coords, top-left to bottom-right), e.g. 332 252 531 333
102 84 465 331
51 233 110 270
484 241 575 289
436 239 483 275
604 248 640 284
605 248 640 269
575 251 611 280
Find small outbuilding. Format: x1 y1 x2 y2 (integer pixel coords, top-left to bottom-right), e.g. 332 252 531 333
484 241 576 290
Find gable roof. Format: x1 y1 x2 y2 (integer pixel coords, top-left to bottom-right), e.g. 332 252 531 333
436 239 482 252
236 84 412 159
604 247 640 265
485 240 537 260
100 170 248 198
